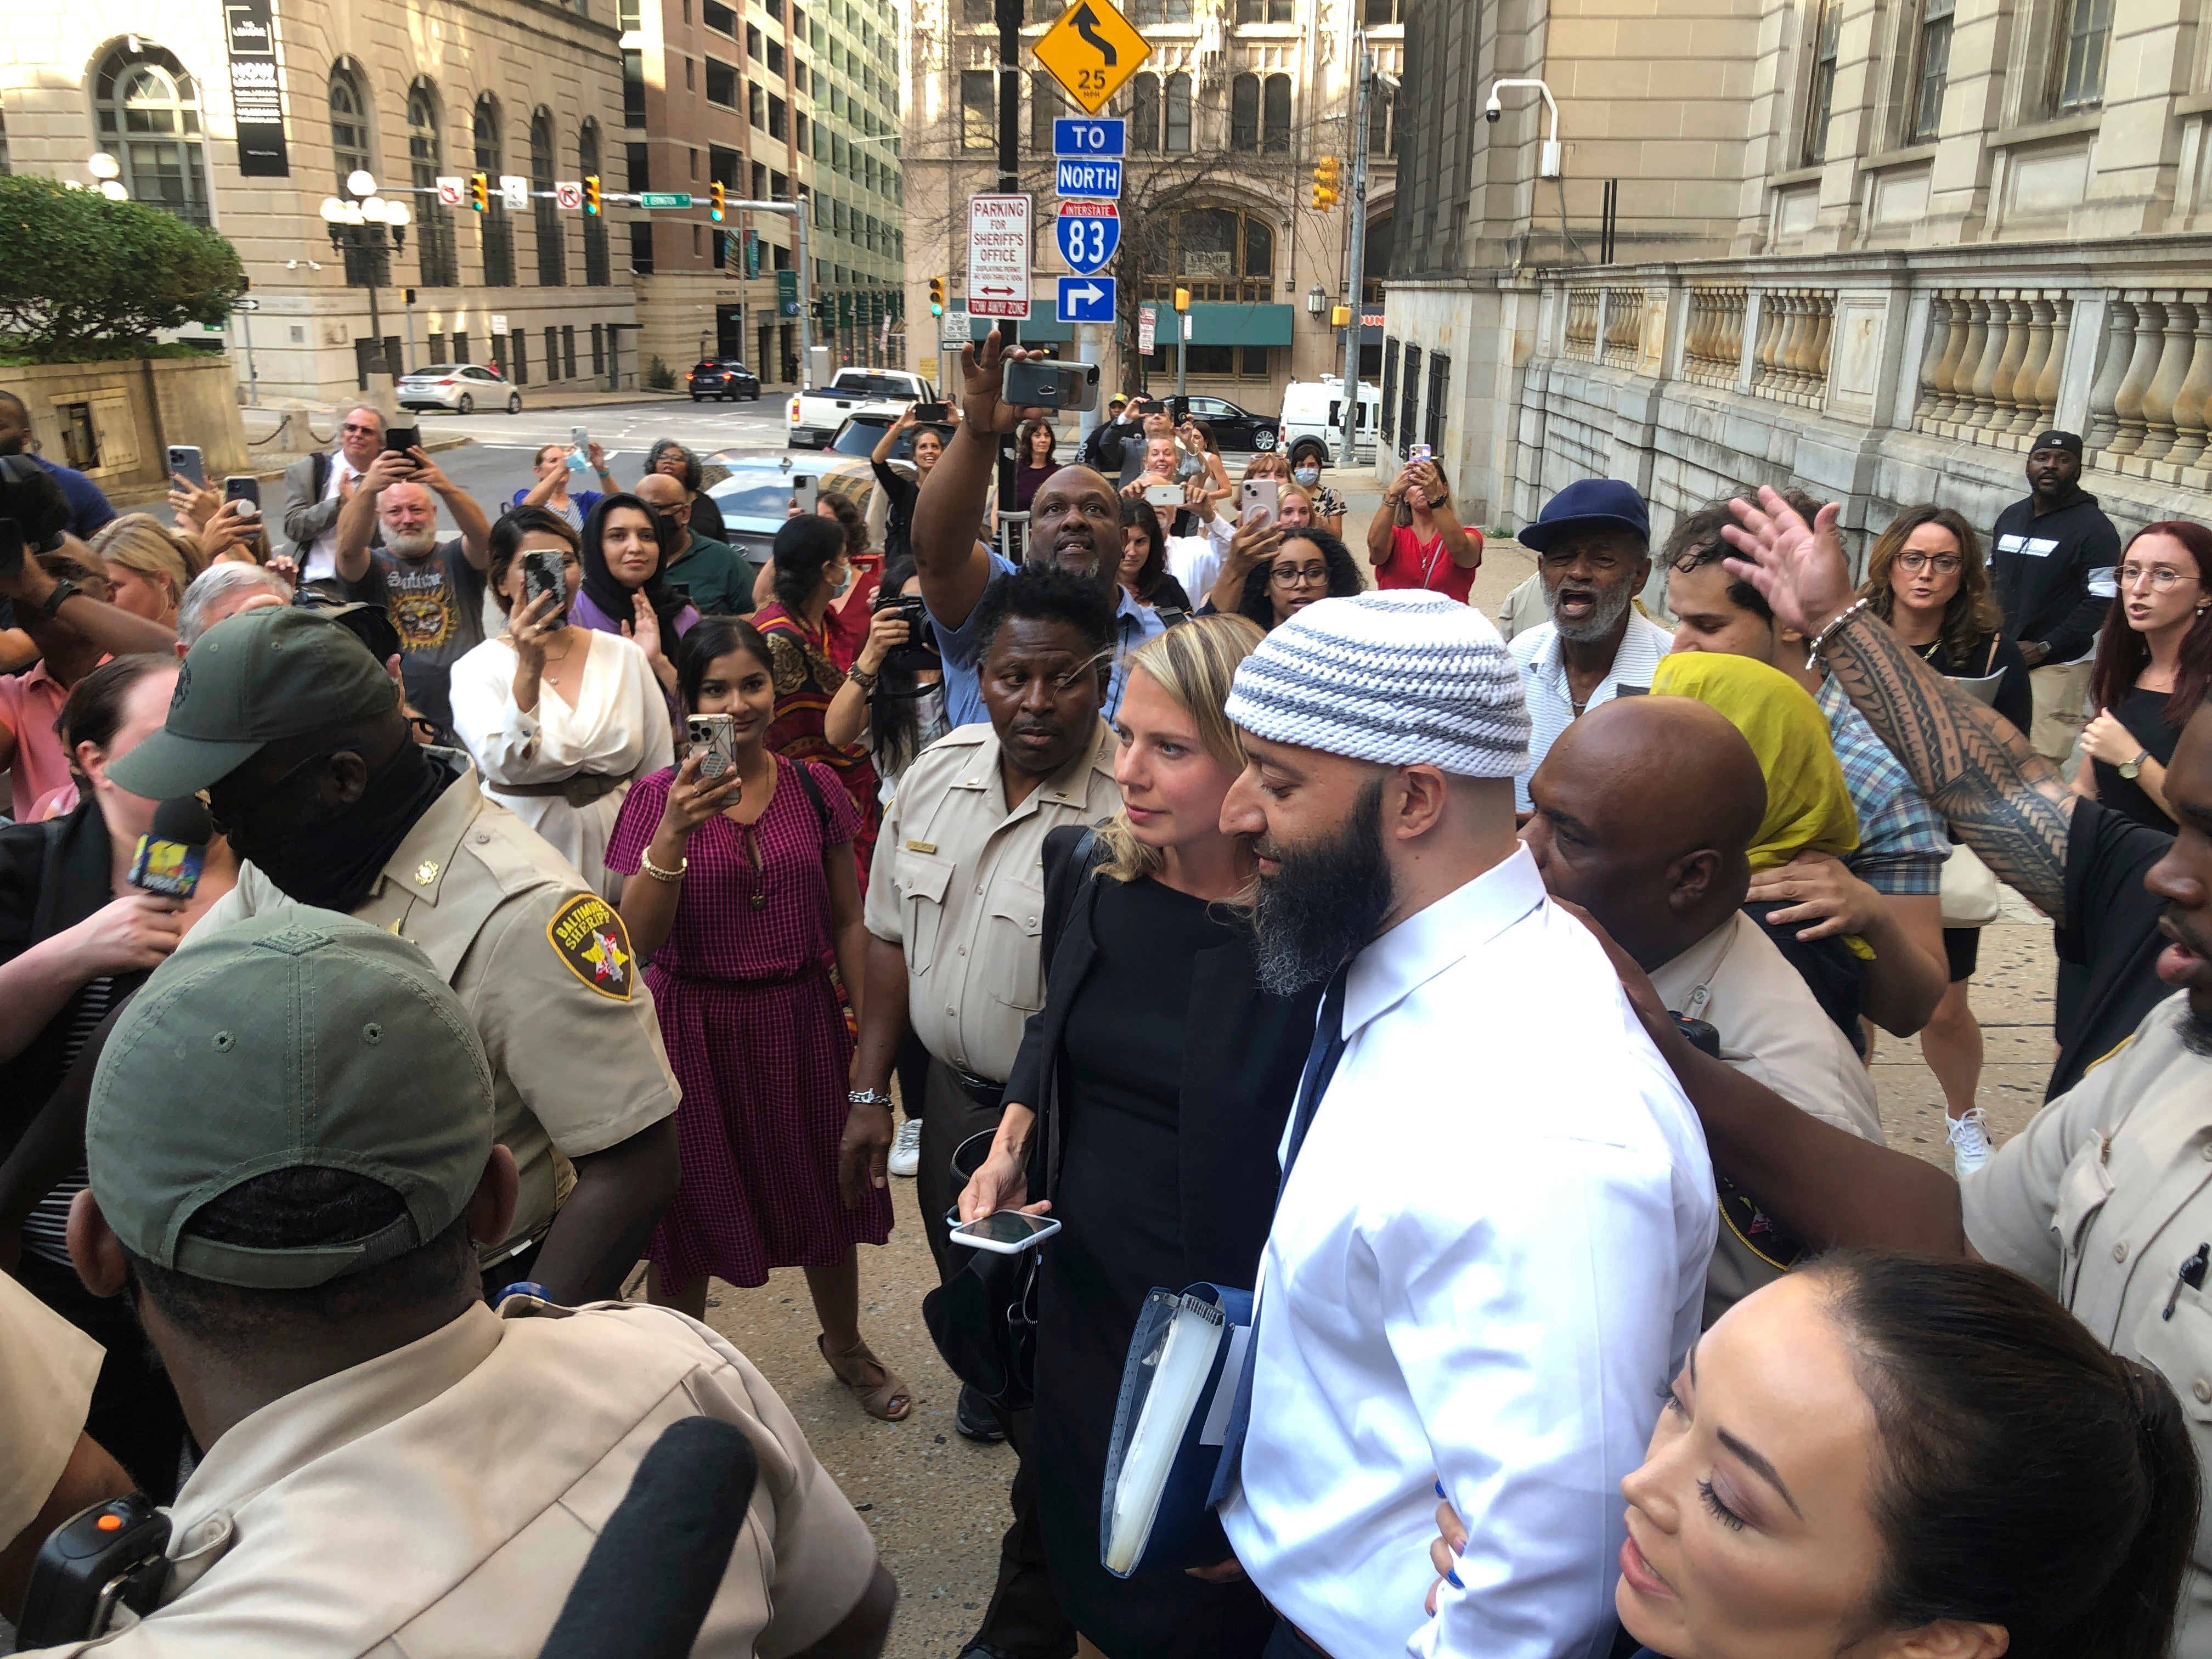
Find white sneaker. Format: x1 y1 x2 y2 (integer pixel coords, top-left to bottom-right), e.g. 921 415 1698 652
1947 1108 1993 1181
888 1117 922 1178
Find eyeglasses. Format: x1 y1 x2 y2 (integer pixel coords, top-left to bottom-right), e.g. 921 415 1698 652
1894 551 1963 574
1269 563 1329 586
2120 563 2200 592
341 422 381 437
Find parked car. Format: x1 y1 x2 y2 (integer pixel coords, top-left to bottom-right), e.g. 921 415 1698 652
1277 376 1381 469
787 368 937 449
688 359 762 401
702 453 880 571
397 364 523 415
1176 393 1278 454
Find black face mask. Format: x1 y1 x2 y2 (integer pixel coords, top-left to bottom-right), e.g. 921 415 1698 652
228 741 448 912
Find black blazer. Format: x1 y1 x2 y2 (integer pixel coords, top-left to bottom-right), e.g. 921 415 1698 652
1006 825 1321 1291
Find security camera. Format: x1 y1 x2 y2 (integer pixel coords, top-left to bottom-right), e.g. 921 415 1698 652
1485 95 1502 123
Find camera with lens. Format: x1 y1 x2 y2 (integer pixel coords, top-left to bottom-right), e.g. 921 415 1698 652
872 590 939 675
0 454 74 574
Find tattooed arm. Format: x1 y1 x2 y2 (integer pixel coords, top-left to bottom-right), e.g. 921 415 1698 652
1722 487 2073 919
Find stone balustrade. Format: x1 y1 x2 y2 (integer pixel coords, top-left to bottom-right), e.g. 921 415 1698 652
1683 286 1747 387
1751 289 1835 407
1915 290 2073 448
1562 287 1601 361
1601 287 1646 366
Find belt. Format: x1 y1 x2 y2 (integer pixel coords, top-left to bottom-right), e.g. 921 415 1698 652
945 1064 1005 1109
496 771 630 808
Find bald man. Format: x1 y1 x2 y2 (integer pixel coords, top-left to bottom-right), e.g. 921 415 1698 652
633 471 751 616
1524 695 1884 1325
334 441 492 742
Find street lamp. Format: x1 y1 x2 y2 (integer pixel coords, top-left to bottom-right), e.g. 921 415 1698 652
1307 284 1328 322
87 153 121 182
323 171 409 376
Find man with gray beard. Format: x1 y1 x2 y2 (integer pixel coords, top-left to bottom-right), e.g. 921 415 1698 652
335 442 492 743
1505 478 1671 811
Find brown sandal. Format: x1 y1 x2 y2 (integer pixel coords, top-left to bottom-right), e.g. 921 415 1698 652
817 1333 913 1421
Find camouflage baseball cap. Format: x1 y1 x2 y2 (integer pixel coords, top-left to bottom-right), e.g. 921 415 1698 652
106 605 397 802
87 908 494 1290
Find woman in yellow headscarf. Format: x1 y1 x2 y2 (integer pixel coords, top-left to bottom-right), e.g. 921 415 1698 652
1650 651 1872 1049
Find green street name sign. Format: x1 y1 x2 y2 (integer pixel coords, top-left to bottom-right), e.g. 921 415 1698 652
639 191 695 209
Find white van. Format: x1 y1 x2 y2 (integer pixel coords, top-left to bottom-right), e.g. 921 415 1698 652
1277 376 1381 469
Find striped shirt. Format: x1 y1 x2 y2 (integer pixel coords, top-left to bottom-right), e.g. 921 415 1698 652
20 977 114 1267
1509 611 1675 810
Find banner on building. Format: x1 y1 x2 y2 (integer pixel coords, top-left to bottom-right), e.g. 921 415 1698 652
224 0 289 177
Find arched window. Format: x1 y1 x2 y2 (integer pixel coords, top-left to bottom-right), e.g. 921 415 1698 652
93 42 210 223
1262 74 1291 152
531 110 565 287
473 94 514 286
1141 206 1272 304
409 82 459 287
1231 74 1260 150
330 67 379 287
579 120 611 287
1164 72 1192 153
1131 72 1159 151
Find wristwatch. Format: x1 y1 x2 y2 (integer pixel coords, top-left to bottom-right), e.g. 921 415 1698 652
2120 749 2150 780
36 579 77 622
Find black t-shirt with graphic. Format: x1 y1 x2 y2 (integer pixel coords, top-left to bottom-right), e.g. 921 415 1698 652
341 539 487 740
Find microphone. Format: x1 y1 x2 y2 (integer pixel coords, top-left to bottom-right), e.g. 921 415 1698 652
126 796 214 900
535 1416 761 1659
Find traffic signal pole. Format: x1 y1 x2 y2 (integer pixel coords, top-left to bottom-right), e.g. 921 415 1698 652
1342 47 1372 470
994 0 1022 528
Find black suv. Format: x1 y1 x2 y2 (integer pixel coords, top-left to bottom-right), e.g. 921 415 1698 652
687 359 762 401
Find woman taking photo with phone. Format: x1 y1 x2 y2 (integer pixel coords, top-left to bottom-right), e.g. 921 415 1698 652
512 439 615 531
958 616 1322 1659
1367 455 1482 603
570 494 700 706
449 507 672 899
872 403 947 565
1229 525 1364 633
608 616 910 1421
2074 519 2212 832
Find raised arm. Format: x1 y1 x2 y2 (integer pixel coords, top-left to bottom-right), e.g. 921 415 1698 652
411 450 493 569
337 449 413 583
1367 467 1406 566
910 334 1044 631
0 541 177 656
1724 488 2073 918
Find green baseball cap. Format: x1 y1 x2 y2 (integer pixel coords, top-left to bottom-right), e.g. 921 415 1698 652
87 909 494 1290
106 605 398 801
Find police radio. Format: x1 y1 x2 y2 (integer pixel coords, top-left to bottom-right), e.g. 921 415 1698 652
16 1493 171 1645
126 797 214 899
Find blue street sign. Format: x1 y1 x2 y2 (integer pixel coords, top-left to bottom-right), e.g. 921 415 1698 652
1055 159 1122 200
1058 275 1116 324
1055 204 1120 275
1053 117 1126 159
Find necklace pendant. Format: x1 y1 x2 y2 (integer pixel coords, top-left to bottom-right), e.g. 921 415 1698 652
751 889 766 910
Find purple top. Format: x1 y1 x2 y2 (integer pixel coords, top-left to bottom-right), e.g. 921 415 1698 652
568 588 701 644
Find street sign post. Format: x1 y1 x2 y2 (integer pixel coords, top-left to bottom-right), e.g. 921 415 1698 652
1032 0 1150 115
1138 305 1156 353
1057 276 1115 324
499 174 529 212
1054 159 1121 199
554 180 583 210
1052 117 1126 157
967 194 1031 320
1054 201 1119 275
640 191 695 209
941 306 971 348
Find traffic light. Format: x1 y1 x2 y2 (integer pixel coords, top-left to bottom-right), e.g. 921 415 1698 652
710 182 726 223
928 276 944 317
1312 155 1341 212
1331 304 1352 328
1173 287 1190 313
469 172 489 212
583 175 601 215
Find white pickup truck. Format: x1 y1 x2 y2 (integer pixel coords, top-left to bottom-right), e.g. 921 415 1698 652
786 368 940 450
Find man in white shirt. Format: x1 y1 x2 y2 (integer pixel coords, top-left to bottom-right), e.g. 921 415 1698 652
1508 478 1673 811
280 405 385 583
1214 590 1718 1659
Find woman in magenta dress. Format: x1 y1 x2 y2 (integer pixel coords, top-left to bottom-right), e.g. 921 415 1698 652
749 514 882 889
608 613 911 1422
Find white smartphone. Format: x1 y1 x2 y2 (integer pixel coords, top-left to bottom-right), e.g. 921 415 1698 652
686 713 737 780
792 475 818 515
1240 477 1278 525
1143 484 1182 509
949 1210 1063 1255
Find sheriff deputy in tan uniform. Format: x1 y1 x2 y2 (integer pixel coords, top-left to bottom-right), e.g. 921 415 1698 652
109 605 679 1305
34 907 893 1657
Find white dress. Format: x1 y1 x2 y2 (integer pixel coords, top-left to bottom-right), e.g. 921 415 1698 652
448 628 674 899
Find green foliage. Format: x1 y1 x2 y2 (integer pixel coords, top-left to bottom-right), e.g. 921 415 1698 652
645 354 678 391
0 176 246 362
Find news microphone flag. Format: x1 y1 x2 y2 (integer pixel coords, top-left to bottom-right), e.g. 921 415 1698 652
126 797 213 899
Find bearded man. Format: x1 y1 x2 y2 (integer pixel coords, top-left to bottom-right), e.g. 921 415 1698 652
335 441 493 743
1207 589 1718 1659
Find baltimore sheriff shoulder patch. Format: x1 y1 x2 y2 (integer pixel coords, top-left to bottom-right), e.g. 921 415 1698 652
547 892 635 1001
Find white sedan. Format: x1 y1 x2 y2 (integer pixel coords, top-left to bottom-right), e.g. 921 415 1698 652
397 364 524 415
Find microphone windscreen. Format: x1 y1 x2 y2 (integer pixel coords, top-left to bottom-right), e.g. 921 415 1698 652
150 795 214 846
126 798 214 899
535 1416 761 1659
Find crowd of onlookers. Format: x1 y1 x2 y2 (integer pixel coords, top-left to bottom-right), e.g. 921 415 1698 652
2 348 2212 1659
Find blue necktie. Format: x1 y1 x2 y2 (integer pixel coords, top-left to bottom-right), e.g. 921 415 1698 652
1209 961 1351 1509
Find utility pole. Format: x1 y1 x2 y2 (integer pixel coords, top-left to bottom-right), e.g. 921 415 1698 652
993 0 1022 523
796 195 813 385
1341 46 1373 470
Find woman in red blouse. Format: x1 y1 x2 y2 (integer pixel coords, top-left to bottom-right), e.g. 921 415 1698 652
1366 454 1483 603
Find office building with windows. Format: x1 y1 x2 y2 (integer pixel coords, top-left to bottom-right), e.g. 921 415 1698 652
2 1 641 404
1381 0 2212 537
900 0 1401 407
620 0 902 384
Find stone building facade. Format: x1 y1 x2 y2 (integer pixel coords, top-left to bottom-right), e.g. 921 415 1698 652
1382 0 2212 554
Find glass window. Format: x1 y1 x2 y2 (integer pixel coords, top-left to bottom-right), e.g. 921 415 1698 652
2056 0 2113 109
704 0 737 32
1380 338 1399 443
1231 74 1259 150
473 95 514 286
1802 0 1842 165
623 50 646 125
1131 73 1159 151
531 111 565 286
707 58 739 106
961 70 995 150
410 83 459 286
330 69 378 287
1424 353 1449 452
93 44 211 224
630 218 654 274
1909 0 1954 140
1399 346 1420 453
1031 76 1062 151
1262 74 1290 152
1363 0 1401 20
1164 72 1191 152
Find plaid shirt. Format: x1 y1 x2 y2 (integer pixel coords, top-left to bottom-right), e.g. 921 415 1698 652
1815 675 1949 896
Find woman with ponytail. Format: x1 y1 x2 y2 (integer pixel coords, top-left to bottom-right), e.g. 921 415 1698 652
1425 1252 2199 1659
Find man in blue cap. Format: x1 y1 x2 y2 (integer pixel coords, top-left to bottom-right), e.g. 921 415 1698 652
1506 478 1673 811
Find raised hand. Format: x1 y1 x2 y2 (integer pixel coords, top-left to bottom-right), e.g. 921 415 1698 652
1719 485 1853 639
956 331 1048 437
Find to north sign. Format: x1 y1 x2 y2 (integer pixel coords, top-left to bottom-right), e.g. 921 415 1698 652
1055 159 1121 199
1053 117 1126 157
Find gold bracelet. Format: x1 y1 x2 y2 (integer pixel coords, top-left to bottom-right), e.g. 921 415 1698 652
641 850 688 883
